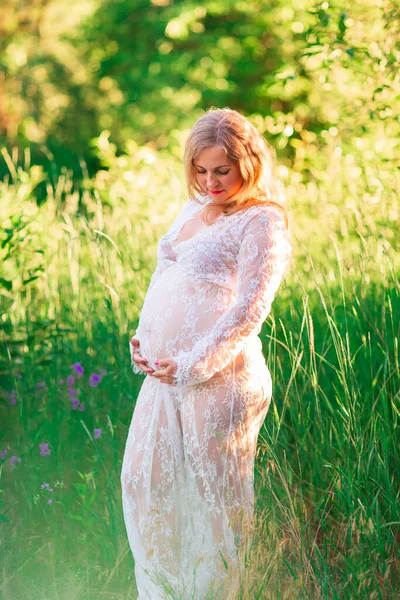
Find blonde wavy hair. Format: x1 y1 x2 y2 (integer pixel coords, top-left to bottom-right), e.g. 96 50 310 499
183 107 289 229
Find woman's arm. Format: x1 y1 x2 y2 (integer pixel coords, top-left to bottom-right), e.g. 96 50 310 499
171 207 292 387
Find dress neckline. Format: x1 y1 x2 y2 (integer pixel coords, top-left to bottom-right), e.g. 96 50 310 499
170 197 261 249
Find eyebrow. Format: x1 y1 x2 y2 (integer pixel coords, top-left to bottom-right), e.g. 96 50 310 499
193 164 231 168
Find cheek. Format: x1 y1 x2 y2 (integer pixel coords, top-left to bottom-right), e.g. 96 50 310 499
226 174 241 189
196 174 206 187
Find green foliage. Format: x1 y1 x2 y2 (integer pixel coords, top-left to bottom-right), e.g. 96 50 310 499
1 0 399 175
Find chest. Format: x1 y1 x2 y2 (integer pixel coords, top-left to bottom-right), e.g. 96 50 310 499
171 214 208 247
159 212 242 287
171 208 225 247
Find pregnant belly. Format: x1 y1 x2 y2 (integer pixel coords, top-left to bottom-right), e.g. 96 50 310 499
134 266 238 373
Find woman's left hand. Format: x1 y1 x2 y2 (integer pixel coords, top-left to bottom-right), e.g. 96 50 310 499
150 358 178 386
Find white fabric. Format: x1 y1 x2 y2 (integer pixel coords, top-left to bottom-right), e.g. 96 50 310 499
121 194 292 599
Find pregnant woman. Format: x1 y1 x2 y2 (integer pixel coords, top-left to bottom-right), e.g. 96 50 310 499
121 108 292 599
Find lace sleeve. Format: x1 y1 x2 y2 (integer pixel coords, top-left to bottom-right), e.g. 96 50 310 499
172 207 292 388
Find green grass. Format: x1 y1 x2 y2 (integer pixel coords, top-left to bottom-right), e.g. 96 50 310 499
0 142 399 599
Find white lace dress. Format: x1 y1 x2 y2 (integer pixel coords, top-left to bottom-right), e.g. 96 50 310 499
121 194 292 599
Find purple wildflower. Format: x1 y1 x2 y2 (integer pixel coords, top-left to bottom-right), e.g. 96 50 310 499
39 443 51 456
58 379 64 385
10 390 17 405
36 381 49 392
78 403 85 412
36 381 49 390
67 375 75 386
94 428 102 440
41 482 49 490
47 499 53 504
10 456 21 466
71 398 79 410
71 363 84 378
89 374 101 387
68 388 79 397
1 449 8 459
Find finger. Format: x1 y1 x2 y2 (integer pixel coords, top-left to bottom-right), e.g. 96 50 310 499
154 359 168 368
151 372 162 379
138 363 154 373
152 374 167 380
151 363 175 377
159 368 169 375
154 359 177 373
133 358 148 367
131 355 153 373
152 369 169 378
133 355 148 363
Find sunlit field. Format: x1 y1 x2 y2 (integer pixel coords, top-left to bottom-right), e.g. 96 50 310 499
1 129 398 598
1 0 399 598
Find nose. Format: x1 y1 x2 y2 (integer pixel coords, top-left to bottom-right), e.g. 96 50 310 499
206 173 219 189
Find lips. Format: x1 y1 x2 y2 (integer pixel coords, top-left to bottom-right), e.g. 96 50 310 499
210 190 224 194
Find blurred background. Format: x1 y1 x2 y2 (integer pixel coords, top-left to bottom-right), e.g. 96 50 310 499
0 0 399 598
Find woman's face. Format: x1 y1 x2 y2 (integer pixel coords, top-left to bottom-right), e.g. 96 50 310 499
193 145 243 204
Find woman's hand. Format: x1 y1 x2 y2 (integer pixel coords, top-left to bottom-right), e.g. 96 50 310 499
151 358 178 386
130 337 155 375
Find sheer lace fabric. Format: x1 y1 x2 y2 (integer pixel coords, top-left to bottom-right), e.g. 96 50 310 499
121 194 292 599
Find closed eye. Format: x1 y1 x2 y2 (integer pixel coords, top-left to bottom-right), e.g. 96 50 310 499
196 170 230 175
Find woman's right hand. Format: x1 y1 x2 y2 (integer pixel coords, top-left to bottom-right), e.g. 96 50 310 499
130 337 155 375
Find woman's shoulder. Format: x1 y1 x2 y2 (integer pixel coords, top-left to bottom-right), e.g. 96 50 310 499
242 202 287 228
240 204 292 257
